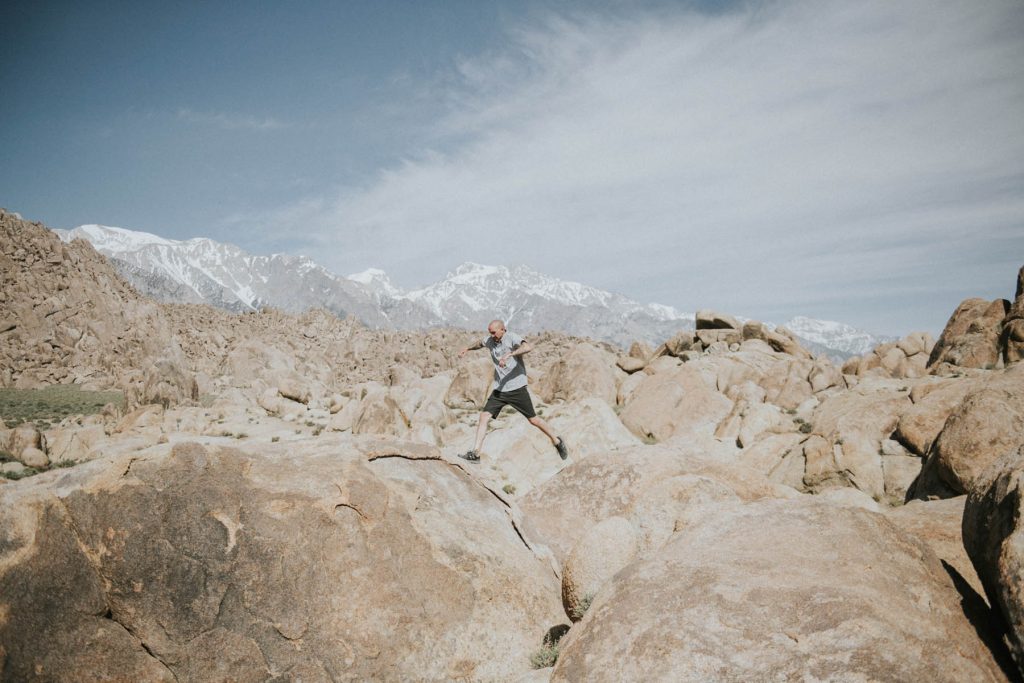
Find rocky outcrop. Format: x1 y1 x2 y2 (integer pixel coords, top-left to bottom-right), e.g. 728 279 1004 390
894 377 979 456
0 439 563 681
843 331 935 379
929 298 1009 371
963 446 1024 677
561 517 638 622
0 209 193 399
617 364 732 441
550 498 1011 682
534 344 620 406
801 380 913 501
445 357 493 410
1002 265 1024 365
519 444 788 564
914 363 1024 497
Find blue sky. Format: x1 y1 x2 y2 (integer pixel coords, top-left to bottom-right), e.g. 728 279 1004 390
2 0 1023 336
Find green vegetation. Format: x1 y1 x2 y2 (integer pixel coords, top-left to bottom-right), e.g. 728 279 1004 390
502 483 516 495
271 436 280 442
1 467 41 480
642 433 658 445
571 592 595 621
530 644 559 669
0 386 123 429
798 422 814 434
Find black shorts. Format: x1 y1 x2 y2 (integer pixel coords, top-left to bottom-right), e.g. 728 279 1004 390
483 386 537 419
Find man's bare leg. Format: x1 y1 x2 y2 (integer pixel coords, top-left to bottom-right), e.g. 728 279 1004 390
528 415 569 459
527 416 558 444
473 412 492 452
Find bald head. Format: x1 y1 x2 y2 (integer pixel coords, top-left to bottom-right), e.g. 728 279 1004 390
487 319 506 342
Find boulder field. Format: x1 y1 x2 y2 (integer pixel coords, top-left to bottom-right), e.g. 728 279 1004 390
1 211 1023 680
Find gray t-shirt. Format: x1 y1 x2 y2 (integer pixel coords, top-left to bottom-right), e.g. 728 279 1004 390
483 331 528 391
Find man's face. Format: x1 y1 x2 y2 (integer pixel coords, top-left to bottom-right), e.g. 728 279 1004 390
488 324 505 342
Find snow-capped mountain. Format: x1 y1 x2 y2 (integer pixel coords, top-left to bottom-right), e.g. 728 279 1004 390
56 223 891 354
782 316 897 357
396 263 692 346
56 224 391 324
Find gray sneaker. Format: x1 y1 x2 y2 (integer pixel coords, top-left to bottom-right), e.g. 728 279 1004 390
458 449 480 463
555 437 569 460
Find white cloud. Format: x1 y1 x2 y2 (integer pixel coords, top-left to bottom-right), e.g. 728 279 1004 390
177 108 288 131
257 0 1024 334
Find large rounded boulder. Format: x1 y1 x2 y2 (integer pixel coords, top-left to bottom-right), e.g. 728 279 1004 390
551 498 1012 682
0 438 563 681
963 445 1024 678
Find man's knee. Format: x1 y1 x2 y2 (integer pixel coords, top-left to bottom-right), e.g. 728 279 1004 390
479 412 492 423
527 416 541 426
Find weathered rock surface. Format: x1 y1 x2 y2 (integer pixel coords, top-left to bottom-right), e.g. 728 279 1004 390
445 357 493 409
844 331 935 379
535 344 619 406
1003 265 1024 365
895 377 978 456
963 446 1024 677
0 209 194 398
550 498 1012 682
0 439 563 681
885 496 987 598
915 363 1024 497
519 444 786 564
618 365 732 441
801 379 913 500
561 516 638 622
464 397 638 498
929 297 1009 371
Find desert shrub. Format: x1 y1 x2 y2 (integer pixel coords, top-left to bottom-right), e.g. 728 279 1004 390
798 422 813 434
0 386 123 428
502 483 516 495
530 644 559 669
2 467 40 480
570 592 595 621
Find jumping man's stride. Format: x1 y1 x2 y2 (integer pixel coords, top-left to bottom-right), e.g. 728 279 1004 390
457 319 568 463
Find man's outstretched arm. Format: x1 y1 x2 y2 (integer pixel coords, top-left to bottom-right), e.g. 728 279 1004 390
459 341 485 358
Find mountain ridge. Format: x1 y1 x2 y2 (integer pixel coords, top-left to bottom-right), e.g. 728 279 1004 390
56 223 894 355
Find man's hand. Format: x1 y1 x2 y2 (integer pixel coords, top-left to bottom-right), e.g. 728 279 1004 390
498 353 511 368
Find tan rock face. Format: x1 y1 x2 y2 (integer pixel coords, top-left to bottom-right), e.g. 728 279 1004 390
550 498 1012 683
618 365 732 441
0 440 563 681
802 381 913 500
0 210 192 396
885 496 986 599
6 423 46 461
1003 265 1024 365
963 446 1024 678
445 357 492 409
846 332 935 379
535 344 619 406
918 364 1024 496
895 377 978 456
561 517 638 622
519 445 784 564
615 356 645 374
929 297 1009 371
695 309 740 330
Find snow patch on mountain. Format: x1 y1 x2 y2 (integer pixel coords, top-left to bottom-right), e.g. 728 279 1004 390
783 315 897 357
56 223 893 353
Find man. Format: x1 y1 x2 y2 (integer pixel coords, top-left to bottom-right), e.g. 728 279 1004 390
457 319 568 463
